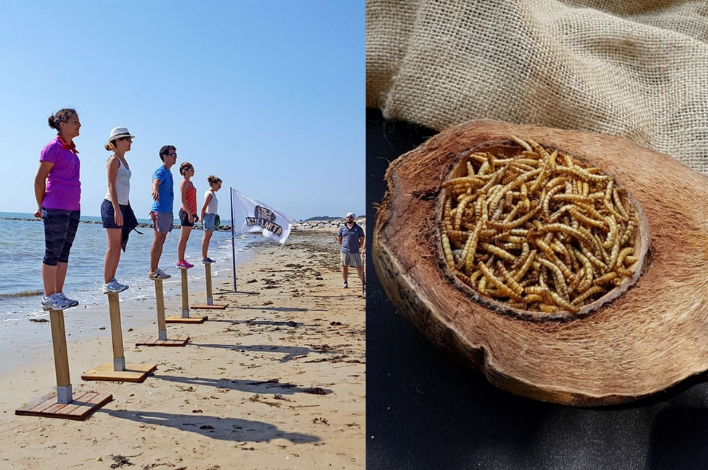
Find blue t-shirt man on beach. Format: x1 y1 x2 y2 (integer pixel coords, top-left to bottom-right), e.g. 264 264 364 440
151 165 174 213
148 145 178 281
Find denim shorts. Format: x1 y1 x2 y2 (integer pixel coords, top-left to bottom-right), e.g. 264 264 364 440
151 211 173 234
42 208 80 266
179 208 198 227
203 213 216 231
101 199 128 229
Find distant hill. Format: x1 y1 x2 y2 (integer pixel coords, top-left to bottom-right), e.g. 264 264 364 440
304 216 341 221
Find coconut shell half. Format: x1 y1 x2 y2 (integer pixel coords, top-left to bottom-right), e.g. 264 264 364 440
373 120 708 406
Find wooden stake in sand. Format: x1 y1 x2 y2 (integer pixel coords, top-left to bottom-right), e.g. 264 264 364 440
82 292 157 382
136 279 190 347
16 307 112 420
192 262 229 310
166 268 208 323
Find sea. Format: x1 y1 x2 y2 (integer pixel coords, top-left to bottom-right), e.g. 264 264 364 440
0 211 256 322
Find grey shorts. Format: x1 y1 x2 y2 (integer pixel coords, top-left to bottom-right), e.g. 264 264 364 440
151 211 173 234
340 252 363 267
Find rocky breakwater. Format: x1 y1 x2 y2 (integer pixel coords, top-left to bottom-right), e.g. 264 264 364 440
292 217 366 233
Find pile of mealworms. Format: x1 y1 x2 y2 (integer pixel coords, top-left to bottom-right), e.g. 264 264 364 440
440 136 639 314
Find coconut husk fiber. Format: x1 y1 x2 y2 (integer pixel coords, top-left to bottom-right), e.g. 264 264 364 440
373 119 708 406
366 0 708 175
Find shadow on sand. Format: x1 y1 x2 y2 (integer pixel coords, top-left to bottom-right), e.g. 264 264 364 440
154 373 333 395
102 408 320 444
188 343 333 362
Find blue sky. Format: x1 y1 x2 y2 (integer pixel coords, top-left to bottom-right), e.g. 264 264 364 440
0 1 364 220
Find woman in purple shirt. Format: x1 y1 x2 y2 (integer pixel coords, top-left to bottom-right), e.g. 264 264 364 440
33 108 82 310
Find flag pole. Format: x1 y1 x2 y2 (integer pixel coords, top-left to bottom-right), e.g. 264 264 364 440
230 187 237 292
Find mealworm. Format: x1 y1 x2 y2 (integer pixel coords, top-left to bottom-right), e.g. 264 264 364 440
443 136 639 315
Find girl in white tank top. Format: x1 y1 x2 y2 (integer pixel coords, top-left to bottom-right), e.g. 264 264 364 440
200 175 223 263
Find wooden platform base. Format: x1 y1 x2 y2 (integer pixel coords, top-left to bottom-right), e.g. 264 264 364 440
16 391 112 420
135 335 189 347
81 363 157 382
165 315 208 323
192 303 228 310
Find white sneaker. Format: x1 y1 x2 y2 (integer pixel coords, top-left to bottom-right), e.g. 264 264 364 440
149 268 171 280
41 293 71 310
103 279 129 294
343 282 348 288
56 292 79 307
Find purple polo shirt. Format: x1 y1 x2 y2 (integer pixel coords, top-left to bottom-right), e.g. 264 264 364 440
40 137 81 211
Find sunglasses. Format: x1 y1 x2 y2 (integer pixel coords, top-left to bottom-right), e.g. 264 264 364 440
166 153 178 157
118 136 133 142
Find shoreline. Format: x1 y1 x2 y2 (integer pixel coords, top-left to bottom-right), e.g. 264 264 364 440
0 230 365 469
0 216 366 233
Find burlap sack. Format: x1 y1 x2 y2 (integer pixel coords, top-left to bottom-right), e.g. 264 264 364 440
367 0 708 173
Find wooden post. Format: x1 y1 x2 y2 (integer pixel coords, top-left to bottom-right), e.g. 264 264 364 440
17 306 113 419
135 279 190 346
191 262 228 310
108 293 126 371
205 263 213 306
82 292 157 382
181 269 190 318
49 309 72 404
155 279 167 340
17 305 113 418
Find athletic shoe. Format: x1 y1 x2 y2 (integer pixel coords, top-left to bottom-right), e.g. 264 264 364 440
56 292 79 307
41 293 71 310
149 268 172 280
343 282 348 288
202 258 215 264
102 279 129 294
176 260 194 269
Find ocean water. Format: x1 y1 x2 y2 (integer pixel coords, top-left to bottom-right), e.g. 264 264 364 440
0 212 256 321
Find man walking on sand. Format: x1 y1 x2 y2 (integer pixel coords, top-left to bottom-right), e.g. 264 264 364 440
148 145 178 280
338 212 365 290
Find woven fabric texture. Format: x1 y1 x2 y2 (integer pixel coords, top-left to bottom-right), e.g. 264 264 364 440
367 0 708 173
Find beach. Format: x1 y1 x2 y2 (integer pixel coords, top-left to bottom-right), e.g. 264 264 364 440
0 228 365 469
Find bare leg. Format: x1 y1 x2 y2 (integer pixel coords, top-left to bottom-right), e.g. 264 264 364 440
356 266 366 286
342 265 349 284
104 228 123 283
177 226 192 262
201 230 213 259
150 231 168 272
55 262 69 293
41 264 58 297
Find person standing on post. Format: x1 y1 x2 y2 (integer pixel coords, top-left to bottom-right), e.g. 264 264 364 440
200 175 222 264
101 127 136 293
338 212 365 289
176 161 198 269
148 145 177 280
34 108 82 309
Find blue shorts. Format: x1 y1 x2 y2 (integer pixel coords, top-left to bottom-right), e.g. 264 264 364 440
203 213 216 231
42 208 80 266
101 199 128 229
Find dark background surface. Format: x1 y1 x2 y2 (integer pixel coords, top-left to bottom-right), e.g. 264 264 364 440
365 108 708 470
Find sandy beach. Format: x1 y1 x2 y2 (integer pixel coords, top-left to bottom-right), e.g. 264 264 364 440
0 229 365 469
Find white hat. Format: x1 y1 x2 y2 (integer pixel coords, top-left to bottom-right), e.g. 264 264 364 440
108 126 135 143
346 212 355 218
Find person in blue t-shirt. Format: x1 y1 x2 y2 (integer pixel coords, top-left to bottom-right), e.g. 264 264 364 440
148 145 177 280
337 212 366 290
